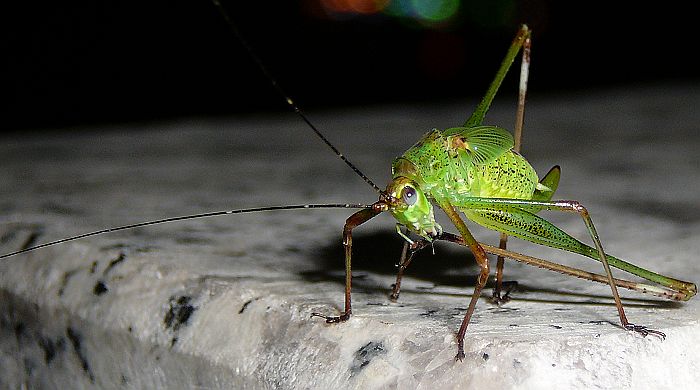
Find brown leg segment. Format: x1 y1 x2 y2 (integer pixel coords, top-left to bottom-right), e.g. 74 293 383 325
436 197 491 361
390 240 411 301
311 207 382 323
491 234 510 304
390 233 432 301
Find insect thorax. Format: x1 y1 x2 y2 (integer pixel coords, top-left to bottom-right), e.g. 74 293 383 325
392 129 539 202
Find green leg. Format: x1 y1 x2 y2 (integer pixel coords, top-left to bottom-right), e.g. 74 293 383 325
462 24 532 303
493 36 531 300
388 232 689 301
456 198 694 296
464 25 531 128
456 197 696 336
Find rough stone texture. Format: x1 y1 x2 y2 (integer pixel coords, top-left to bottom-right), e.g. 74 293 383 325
1 84 699 389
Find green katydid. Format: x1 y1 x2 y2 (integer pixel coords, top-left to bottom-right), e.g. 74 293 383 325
305 24 696 360
0 4 696 363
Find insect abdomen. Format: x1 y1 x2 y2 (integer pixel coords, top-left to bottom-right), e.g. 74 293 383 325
471 151 538 199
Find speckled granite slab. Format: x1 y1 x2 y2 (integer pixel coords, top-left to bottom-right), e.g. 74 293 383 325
1 85 699 388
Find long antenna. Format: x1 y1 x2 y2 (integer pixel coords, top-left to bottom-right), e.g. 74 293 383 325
0 203 370 260
210 0 383 194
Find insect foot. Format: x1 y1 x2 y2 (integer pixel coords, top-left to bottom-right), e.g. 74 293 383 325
388 287 400 302
311 312 350 324
490 291 511 306
455 349 466 362
490 281 518 306
624 323 666 340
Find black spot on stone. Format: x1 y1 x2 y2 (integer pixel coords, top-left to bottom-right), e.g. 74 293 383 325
89 261 98 274
105 252 126 274
19 230 42 251
239 299 253 314
14 322 25 340
38 336 58 364
164 296 196 331
482 353 489 361
58 270 78 297
0 230 16 244
351 341 386 373
420 309 438 317
549 325 562 329
93 281 108 296
66 327 95 382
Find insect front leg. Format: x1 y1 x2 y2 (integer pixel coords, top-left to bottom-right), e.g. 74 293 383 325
311 207 381 323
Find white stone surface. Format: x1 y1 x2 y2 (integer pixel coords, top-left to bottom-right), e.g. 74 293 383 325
1 84 699 389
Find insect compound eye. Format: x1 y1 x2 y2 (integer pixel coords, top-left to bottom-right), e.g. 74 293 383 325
402 185 418 206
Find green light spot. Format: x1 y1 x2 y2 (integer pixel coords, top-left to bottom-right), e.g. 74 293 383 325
410 0 459 22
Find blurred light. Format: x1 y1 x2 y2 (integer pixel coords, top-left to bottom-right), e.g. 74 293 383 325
383 0 412 17
316 0 463 29
320 0 390 15
410 0 460 23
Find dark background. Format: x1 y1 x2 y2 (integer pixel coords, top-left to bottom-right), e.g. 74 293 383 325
2 1 697 133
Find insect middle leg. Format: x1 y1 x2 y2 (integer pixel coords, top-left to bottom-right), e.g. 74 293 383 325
390 225 432 301
435 197 492 361
390 239 412 302
389 233 518 303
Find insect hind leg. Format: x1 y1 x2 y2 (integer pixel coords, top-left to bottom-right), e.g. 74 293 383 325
461 197 667 339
